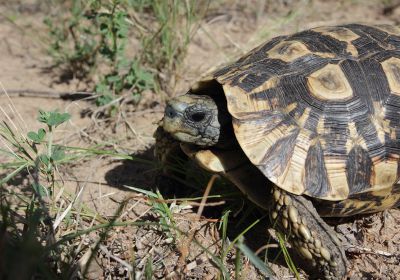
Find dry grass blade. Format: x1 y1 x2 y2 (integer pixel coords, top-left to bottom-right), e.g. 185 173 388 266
347 245 400 258
53 183 85 230
196 174 219 219
0 82 28 132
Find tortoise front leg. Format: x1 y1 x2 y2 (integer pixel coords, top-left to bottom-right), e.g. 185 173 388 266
270 186 347 279
154 126 182 163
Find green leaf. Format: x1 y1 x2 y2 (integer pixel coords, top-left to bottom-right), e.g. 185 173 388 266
96 94 114 106
27 131 40 143
32 182 48 197
27 128 46 143
39 154 50 166
114 11 128 38
51 146 65 161
37 110 51 124
117 59 130 70
47 112 71 127
106 75 121 83
38 128 46 139
37 110 70 127
95 82 111 95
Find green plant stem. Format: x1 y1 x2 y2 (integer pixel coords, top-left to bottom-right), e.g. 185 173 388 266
47 125 53 173
235 246 242 280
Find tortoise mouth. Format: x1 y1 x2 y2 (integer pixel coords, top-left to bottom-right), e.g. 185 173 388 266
162 116 201 142
162 117 217 147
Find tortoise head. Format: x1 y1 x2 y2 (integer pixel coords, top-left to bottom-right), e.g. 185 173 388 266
162 94 231 147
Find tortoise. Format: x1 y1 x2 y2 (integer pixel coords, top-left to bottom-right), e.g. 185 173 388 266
154 23 400 279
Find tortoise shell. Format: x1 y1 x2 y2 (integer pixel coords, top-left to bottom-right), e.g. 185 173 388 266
191 24 400 201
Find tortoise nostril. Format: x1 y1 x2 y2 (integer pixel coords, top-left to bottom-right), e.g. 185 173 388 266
165 105 177 118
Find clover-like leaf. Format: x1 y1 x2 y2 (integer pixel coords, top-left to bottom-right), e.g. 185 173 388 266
27 128 46 143
51 145 66 161
38 110 71 127
47 112 71 127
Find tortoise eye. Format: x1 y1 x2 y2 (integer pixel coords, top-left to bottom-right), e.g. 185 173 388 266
189 112 206 122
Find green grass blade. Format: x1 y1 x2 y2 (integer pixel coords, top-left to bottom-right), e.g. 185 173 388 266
277 232 300 280
0 163 28 185
236 238 276 279
234 246 242 280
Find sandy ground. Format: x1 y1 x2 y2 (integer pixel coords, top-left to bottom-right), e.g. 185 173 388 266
1 1 400 279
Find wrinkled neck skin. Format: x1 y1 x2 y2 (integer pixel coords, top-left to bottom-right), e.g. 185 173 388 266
162 93 237 150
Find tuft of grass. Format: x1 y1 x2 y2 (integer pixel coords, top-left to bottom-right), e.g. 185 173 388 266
123 185 179 239
1 108 71 187
44 0 156 114
0 100 143 278
44 0 209 110
0 104 79 278
135 0 209 92
44 0 99 80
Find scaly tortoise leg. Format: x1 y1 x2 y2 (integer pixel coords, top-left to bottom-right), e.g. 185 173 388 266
154 126 181 163
270 186 347 279
154 126 187 171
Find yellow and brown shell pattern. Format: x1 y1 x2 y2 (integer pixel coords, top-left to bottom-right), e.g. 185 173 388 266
209 24 400 205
